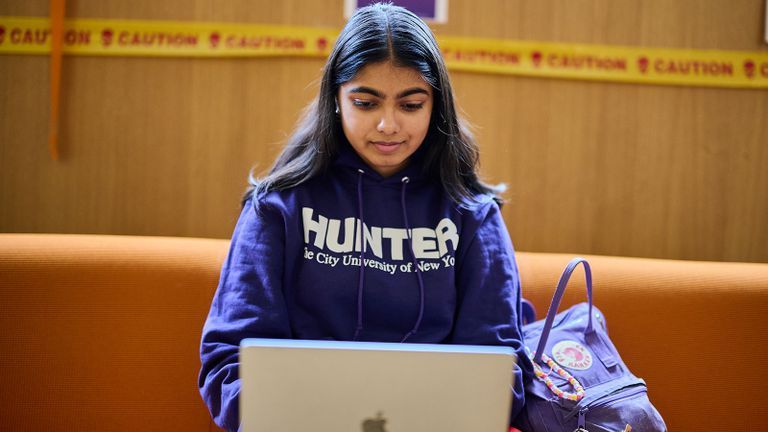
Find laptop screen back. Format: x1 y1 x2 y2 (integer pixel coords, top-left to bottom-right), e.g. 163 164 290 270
239 338 516 432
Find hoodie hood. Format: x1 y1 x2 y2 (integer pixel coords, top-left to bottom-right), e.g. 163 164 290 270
332 142 431 187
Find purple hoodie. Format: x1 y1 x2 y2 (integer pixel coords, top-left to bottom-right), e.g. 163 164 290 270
198 146 532 431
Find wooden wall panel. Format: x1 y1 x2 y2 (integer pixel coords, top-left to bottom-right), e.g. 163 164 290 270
1 0 767 262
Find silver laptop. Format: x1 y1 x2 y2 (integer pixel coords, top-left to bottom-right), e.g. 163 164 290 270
239 338 516 432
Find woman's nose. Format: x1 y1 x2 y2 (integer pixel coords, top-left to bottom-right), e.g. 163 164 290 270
376 109 400 135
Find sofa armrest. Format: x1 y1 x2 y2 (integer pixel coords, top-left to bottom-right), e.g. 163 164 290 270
0 234 229 432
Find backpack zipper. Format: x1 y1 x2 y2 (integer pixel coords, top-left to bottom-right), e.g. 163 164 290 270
566 383 647 421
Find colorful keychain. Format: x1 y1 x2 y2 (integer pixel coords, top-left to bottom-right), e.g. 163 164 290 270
529 351 586 401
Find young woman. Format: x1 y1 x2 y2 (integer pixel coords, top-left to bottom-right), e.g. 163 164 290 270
199 3 531 430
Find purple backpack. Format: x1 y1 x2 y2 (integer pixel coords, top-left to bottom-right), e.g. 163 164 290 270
518 258 666 432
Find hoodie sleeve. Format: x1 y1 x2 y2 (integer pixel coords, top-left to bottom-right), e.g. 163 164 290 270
198 200 292 432
451 200 533 424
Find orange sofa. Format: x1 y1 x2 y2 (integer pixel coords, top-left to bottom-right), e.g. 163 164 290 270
1 233 767 431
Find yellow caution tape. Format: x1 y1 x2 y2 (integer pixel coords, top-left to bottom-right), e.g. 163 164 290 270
2 16 767 89
439 37 768 89
0 16 334 58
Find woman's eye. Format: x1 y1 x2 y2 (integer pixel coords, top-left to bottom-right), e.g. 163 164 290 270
352 100 376 109
402 103 424 112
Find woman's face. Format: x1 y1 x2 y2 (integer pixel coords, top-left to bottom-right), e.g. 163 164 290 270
338 61 433 177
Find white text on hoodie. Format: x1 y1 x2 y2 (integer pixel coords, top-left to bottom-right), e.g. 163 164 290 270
302 207 459 261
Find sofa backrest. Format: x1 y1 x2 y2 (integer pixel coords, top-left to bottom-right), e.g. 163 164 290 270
2 234 767 431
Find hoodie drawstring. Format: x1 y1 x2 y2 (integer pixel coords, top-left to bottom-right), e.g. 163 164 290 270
399 176 425 343
353 169 365 341
351 172 425 343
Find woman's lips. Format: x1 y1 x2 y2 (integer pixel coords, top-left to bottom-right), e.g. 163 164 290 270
371 141 404 154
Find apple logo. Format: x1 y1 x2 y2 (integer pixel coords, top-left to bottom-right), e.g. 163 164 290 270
361 411 387 432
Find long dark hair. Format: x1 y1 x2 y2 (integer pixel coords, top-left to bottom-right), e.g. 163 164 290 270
246 2 503 206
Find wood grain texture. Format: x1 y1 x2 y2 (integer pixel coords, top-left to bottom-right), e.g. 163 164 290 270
1 0 766 262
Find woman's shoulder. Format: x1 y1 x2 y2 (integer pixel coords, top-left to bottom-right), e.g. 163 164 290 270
455 192 500 219
244 189 288 215
247 175 329 215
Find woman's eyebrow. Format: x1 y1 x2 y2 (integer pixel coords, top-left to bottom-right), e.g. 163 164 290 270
347 86 430 98
397 88 429 98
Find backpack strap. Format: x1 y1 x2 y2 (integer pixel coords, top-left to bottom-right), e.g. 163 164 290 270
533 257 594 364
